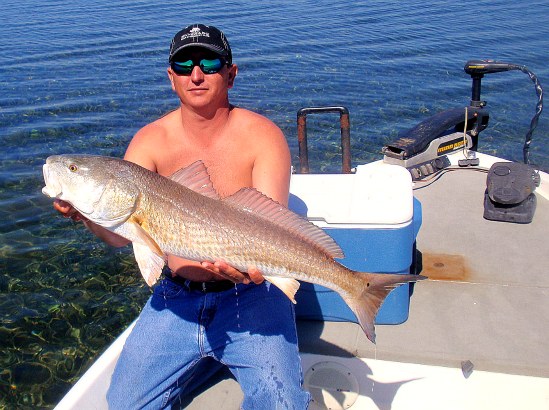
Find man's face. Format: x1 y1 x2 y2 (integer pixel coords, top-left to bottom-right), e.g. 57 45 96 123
168 47 237 109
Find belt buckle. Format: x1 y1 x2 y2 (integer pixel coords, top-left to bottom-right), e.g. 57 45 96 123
202 282 207 292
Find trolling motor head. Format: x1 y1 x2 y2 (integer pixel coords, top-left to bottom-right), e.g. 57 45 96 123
464 60 523 107
464 60 521 75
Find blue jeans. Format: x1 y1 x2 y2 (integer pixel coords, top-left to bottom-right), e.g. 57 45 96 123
107 279 310 409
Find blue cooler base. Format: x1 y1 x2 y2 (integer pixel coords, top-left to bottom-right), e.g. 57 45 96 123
294 198 422 325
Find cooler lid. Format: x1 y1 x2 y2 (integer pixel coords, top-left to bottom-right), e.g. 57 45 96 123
289 162 413 226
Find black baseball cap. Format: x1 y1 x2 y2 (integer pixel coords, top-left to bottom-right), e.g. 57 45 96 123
169 24 232 64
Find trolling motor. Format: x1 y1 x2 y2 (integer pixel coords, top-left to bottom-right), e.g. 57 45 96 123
383 59 543 223
383 59 543 175
382 63 493 178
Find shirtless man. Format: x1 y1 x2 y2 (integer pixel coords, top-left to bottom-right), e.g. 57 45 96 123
55 24 310 409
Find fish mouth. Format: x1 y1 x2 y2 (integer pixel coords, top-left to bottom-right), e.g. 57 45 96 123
42 163 61 198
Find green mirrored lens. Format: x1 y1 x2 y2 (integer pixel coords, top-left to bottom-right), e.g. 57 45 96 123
172 60 194 74
200 58 223 74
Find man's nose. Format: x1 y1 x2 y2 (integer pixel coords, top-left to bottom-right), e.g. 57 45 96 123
191 65 204 82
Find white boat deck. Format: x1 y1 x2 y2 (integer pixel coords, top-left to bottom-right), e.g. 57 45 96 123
392 164 549 377
297 161 549 374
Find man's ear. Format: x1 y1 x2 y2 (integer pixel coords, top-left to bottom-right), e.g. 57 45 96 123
227 64 238 88
167 67 176 91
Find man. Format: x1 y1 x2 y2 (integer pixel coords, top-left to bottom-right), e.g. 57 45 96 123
54 24 310 408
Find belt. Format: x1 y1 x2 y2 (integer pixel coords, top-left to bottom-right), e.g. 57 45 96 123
162 266 235 293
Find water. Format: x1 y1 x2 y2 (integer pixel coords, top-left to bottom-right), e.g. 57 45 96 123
1 0 548 407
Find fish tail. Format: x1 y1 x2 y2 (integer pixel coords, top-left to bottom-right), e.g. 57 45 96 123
346 272 426 343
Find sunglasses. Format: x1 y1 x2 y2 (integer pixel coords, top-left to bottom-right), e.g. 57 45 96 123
171 57 227 75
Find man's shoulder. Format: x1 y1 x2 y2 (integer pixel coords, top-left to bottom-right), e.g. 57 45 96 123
231 106 276 125
124 110 179 169
228 108 289 166
230 107 284 139
131 111 176 145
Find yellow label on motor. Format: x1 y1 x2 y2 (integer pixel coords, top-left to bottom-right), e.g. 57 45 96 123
437 137 465 155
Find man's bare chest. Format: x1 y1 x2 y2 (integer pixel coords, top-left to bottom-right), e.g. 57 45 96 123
157 144 254 198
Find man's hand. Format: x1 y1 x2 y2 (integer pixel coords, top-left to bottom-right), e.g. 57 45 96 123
201 261 265 285
53 199 87 222
52 199 129 247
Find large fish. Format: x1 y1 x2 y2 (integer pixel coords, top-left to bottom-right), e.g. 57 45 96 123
42 154 425 342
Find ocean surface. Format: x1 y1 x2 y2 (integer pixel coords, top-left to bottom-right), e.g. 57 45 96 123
1 0 548 407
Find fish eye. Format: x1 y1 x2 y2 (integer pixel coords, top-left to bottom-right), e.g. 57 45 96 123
68 164 78 172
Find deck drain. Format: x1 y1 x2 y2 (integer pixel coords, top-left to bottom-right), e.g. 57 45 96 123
303 361 359 409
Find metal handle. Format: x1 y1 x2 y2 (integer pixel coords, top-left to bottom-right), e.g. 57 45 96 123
297 106 351 174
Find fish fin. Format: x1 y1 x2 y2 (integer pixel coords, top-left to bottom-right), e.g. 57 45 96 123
225 188 344 259
128 216 164 257
169 161 220 199
263 275 301 304
125 216 167 286
347 273 427 343
132 242 167 286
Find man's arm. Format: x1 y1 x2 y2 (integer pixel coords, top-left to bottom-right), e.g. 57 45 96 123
251 122 291 206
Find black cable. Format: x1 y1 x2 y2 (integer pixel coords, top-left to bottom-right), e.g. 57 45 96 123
412 166 488 190
513 65 544 165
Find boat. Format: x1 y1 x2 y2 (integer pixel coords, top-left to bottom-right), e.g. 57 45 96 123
54 60 549 410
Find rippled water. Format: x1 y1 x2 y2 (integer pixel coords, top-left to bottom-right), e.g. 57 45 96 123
1 0 548 407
